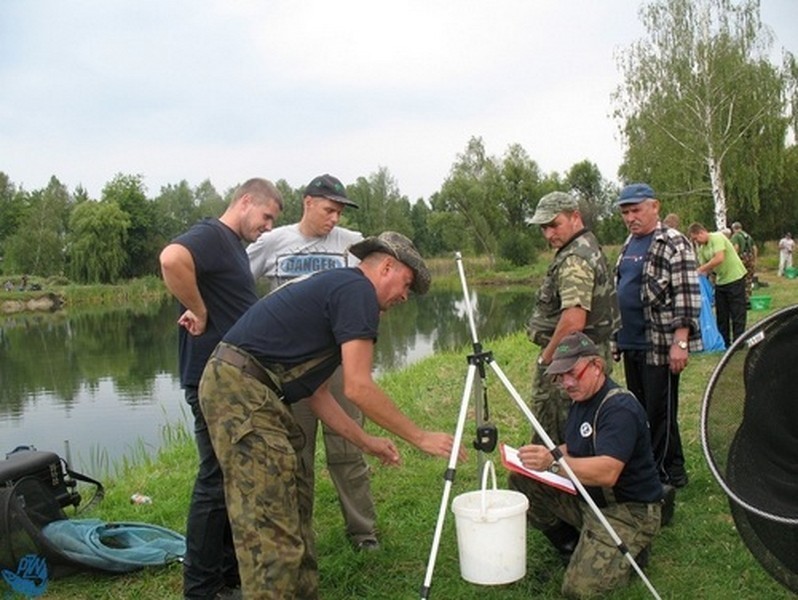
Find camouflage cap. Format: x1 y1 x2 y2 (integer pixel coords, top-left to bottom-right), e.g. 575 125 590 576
545 332 600 375
529 191 579 224
349 231 431 295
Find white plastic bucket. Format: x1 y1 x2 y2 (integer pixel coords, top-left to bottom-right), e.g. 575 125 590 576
451 460 529 585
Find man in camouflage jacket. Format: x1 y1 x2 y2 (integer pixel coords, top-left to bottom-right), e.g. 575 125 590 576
526 191 619 444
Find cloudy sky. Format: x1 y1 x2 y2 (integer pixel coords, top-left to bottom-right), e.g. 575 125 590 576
2 1 797 202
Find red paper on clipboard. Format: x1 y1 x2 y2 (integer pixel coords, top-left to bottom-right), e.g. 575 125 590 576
500 443 577 495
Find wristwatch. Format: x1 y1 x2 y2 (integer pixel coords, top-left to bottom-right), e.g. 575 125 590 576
549 462 560 474
673 339 688 350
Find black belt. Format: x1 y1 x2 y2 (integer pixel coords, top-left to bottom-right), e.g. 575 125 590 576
211 343 284 400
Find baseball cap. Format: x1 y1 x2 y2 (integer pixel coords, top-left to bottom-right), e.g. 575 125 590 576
304 174 359 208
545 332 600 375
617 183 656 206
529 191 579 224
348 231 431 295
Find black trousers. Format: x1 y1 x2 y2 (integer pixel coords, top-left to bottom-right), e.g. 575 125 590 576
622 351 685 484
183 386 240 599
715 277 747 346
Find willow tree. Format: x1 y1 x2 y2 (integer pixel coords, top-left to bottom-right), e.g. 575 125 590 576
67 200 130 283
614 0 789 229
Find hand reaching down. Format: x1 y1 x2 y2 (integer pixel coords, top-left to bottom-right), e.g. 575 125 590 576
363 435 401 466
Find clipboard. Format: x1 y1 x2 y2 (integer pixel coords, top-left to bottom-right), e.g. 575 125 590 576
500 443 577 495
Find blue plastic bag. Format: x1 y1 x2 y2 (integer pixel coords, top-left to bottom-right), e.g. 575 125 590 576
698 275 726 353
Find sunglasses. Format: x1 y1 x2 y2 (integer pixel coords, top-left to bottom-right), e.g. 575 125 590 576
553 359 595 385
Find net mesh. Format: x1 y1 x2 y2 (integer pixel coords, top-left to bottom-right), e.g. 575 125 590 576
701 304 798 593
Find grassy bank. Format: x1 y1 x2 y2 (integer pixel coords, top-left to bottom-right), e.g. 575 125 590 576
26 271 798 599
0 275 168 314
2 239 787 307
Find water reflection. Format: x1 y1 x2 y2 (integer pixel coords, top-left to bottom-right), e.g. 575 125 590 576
374 288 531 374
0 303 185 470
0 287 531 469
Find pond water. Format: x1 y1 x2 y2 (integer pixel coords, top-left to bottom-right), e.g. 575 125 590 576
0 286 532 472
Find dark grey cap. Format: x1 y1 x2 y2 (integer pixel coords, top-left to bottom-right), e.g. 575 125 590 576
304 174 359 208
545 332 600 375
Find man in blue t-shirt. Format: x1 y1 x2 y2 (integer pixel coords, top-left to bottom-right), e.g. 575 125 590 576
613 183 702 491
247 174 380 552
510 332 663 599
198 232 462 599
159 178 283 600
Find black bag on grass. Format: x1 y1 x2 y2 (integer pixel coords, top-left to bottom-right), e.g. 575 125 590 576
0 446 104 513
1 447 104 579
1 447 184 581
0 476 83 579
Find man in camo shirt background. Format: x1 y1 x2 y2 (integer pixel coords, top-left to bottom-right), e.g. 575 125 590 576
524 191 619 445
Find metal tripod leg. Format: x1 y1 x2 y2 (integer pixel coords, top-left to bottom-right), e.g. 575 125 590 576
473 373 486 476
419 361 478 600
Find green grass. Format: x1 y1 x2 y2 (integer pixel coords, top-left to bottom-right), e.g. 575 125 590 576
30 271 798 599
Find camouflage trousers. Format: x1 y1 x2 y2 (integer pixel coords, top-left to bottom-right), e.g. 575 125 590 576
509 474 660 599
199 357 317 600
530 343 613 446
740 254 755 302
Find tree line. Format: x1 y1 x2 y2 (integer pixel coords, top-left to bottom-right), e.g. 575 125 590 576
2 0 797 285
0 146 620 284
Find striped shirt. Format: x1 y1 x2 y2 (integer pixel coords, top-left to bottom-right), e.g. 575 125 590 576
614 223 703 366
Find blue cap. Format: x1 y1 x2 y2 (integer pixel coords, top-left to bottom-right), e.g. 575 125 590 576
617 183 656 205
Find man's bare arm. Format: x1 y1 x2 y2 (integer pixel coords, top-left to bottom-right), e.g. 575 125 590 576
159 243 208 335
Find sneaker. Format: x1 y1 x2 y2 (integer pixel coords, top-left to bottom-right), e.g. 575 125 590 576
661 484 676 527
354 538 380 552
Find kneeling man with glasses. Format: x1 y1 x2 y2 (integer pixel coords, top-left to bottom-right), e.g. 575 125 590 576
510 332 665 599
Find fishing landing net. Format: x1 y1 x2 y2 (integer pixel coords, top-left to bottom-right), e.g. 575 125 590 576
700 305 798 593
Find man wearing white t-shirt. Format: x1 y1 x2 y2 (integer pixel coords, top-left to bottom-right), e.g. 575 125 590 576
247 174 380 550
778 232 794 277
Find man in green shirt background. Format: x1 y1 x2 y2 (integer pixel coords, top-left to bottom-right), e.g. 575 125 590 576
687 222 748 347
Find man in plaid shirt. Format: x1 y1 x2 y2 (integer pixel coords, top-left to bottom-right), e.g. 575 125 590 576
612 184 702 491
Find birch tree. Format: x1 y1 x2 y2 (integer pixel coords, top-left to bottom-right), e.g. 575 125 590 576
614 0 788 229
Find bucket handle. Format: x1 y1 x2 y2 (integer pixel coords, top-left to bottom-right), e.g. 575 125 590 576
480 460 498 517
